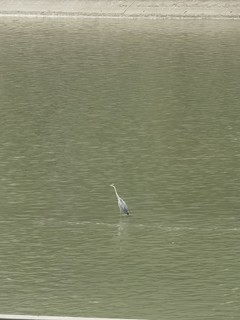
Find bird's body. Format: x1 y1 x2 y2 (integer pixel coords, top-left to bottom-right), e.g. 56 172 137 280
110 184 129 215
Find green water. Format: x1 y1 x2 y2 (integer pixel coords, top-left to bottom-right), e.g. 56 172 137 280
0 17 240 319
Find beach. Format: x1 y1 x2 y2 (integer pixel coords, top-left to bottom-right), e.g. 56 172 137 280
0 0 240 19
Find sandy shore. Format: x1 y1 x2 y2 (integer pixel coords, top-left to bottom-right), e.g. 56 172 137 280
0 315 142 320
0 0 240 19
0 316 141 320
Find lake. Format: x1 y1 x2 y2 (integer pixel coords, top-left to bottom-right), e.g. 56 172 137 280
0 17 240 320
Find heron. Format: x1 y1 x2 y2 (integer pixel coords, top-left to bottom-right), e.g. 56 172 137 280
110 184 129 215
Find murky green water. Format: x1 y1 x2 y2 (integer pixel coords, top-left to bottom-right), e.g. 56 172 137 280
1 17 240 319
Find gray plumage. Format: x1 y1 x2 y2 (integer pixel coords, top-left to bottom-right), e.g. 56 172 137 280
110 184 129 215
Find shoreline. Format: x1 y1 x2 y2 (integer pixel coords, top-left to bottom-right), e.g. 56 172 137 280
0 0 240 19
0 315 142 320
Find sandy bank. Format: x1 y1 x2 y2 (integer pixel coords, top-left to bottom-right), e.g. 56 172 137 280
0 0 240 19
0 316 142 320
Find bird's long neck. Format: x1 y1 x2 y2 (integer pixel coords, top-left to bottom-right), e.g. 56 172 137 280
113 186 120 200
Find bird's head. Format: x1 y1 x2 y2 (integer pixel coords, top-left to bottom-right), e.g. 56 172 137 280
110 183 115 187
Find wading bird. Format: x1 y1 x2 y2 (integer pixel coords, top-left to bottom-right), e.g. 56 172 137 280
110 184 129 215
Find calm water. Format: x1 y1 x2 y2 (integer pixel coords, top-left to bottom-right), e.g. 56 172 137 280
0 17 240 320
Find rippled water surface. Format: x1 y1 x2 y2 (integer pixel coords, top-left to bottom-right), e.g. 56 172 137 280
1 17 240 319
